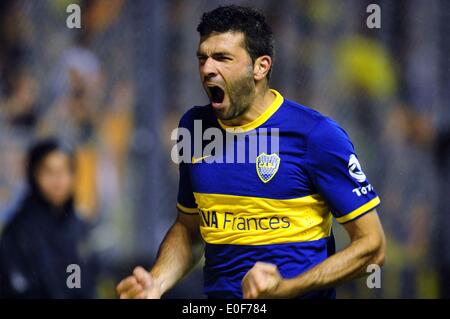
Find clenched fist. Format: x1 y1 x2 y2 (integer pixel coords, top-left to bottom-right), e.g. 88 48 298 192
242 262 290 299
116 266 162 299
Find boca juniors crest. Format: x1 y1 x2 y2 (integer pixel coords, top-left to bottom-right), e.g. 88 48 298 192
256 153 281 183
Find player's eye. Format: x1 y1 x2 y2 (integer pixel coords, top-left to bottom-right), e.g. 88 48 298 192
197 53 206 61
216 56 232 62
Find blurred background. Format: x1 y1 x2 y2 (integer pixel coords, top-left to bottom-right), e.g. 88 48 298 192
0 0 449 298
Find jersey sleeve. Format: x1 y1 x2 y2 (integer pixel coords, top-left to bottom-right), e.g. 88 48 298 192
305 118 380 223
176 111 198 215
176 162 198 214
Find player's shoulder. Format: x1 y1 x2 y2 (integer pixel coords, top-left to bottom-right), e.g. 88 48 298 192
178 104 216 129
282 97 350 143
282 98 341 132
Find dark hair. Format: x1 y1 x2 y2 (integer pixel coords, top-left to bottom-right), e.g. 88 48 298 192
27 138 75 194
197 5 275 79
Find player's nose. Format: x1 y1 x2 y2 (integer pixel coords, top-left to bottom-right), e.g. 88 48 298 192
200 58 219 80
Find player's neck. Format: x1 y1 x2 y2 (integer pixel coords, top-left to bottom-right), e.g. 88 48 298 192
221 86 276 127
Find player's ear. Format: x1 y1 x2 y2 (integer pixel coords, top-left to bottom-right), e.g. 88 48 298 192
253 55 272 81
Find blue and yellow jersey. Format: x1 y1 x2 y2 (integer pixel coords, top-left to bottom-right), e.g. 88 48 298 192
176 89 381 298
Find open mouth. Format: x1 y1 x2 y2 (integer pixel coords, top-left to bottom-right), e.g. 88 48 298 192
208 86 225 105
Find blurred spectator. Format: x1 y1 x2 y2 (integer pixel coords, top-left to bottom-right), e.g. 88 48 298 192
41 28 104 219
0 65 39 129
0 0 33 89
44 28 104 144
0 138 98 298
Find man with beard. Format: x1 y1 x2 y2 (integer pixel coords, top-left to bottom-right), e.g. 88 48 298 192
117 5 385 299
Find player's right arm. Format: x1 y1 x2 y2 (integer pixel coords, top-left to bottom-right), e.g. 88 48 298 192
116 212 203 299
117 109 202 299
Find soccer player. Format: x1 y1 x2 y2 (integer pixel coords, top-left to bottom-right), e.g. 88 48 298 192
117 5 385 299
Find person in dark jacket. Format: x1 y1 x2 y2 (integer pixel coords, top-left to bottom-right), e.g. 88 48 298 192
0 138 97 298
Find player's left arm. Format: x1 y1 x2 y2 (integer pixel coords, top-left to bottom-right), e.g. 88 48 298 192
242 208 385 299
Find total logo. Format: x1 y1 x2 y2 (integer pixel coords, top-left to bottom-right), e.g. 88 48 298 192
348 154 367 182
353 184 374 197
348 154 374 197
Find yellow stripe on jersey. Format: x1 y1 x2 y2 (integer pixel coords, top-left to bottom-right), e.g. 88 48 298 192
217 89 284 133
335 196 381 224
176 202 198 214
193 192 332 245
